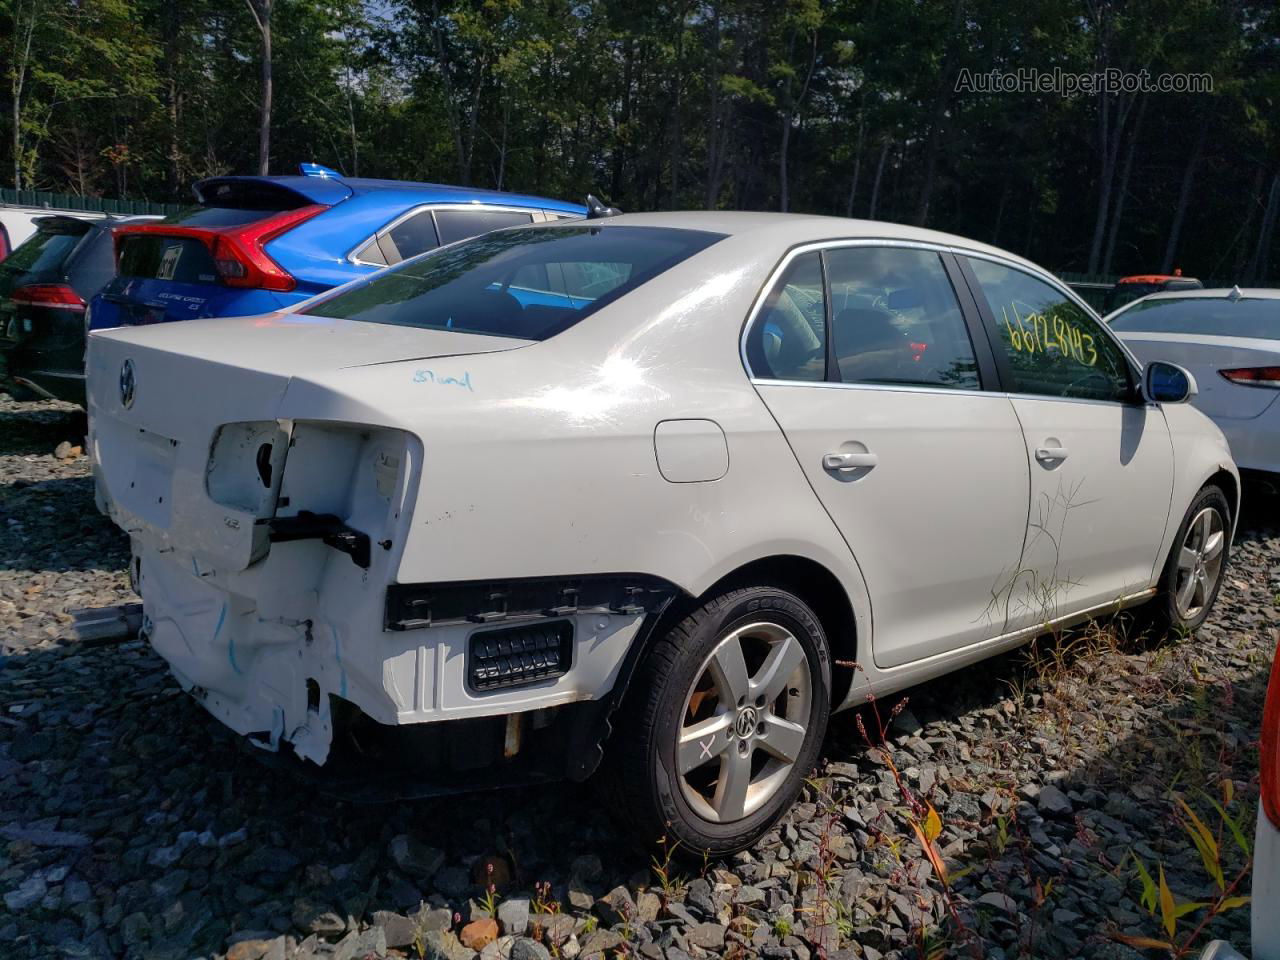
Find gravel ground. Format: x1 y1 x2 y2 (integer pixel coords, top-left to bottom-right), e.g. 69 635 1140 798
0 395 1276 960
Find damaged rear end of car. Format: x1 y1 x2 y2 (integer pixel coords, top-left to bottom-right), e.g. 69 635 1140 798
84 221 726 795
84 316 667 795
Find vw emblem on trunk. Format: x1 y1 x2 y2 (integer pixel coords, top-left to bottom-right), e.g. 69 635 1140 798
119 359 136 409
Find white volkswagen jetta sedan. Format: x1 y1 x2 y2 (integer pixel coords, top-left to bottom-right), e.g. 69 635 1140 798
1108 287 1279 482
86 213 1238 854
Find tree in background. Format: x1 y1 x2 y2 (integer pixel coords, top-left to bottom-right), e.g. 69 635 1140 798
1 0 1277 282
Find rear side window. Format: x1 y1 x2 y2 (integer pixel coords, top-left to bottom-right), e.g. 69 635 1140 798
1109 297 1280 340
968 258 1132 401
745 252 827 382
0 224 88 278
118 235 220 284
304 225 723 340
66 228 117 295
387 210 440 260
826 247 979 389
434 209 534 246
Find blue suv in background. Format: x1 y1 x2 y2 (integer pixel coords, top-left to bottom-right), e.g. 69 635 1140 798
90 164 584 328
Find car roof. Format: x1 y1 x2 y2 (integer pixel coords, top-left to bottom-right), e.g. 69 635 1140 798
581 211 1046 271
1137 287 1280 301
195 174 584 214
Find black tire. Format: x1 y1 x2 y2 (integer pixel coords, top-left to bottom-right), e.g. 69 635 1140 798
610 585 831 858
1144 484 1231 636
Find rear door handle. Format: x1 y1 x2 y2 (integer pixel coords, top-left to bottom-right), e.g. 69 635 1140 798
823 451 878 471
1035 445 1069 462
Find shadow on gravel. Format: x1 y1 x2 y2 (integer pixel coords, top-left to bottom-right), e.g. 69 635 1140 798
0 400 85 458
0 475 129 575
0 634 642 958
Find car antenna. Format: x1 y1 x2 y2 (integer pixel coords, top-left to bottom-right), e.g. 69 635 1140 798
1227 284 1243 301
585 194 623 219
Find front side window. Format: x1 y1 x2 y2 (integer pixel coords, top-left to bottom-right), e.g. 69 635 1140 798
304 225 724 341
744 252 826 382
968 258 1132 402
825 247 979 389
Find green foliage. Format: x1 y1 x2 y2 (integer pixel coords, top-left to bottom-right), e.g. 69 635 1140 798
2 0 1278 279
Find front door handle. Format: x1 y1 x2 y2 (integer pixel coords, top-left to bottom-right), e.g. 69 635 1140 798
1035 445 1069 462
823 451 878 471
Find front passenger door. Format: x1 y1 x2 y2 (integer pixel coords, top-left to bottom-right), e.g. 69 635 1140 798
960 256 1173 619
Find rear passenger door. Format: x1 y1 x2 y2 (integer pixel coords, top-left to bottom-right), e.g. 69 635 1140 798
959 255 1173 616
747 243 1033 668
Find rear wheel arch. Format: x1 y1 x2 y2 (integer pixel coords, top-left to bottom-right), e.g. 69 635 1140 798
689 554 860 708
583 554 862 785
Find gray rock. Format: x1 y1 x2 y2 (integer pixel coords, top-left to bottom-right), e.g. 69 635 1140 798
4 876 48 911
733 885 765 906
497 897 531 937
976 892 1018 914
390 834 447 879
579 929 624 958
593 886 636 927
424 930 480 960
511 939 551 960
372 910 418 948
685 878 717 918
333 927 388 960
687 923 727 950
1037 784 1074 817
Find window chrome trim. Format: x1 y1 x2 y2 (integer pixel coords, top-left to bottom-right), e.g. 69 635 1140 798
751 377 995 401
740 236 994 384
346 203 552 267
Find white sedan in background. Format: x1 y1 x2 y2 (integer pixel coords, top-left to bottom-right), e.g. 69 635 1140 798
87 212 1238 854
1108 288 1279 481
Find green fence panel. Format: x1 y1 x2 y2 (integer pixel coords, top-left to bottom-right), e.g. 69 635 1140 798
0 187 179 216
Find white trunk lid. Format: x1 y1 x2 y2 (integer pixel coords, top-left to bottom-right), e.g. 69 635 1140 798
87 313 528 570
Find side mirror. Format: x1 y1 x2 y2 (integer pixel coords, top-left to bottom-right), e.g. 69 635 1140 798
1143 361 1198 404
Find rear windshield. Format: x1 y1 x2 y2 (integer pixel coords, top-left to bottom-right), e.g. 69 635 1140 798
303 225 724 340
1109 297 1280 340
118 234 220 283
0 223 89 280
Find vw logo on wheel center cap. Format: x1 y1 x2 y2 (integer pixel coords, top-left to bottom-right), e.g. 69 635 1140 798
735 706 759 738
119 359 136 409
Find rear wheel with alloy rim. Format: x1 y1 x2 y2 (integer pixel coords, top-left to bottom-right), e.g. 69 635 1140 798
1148 485 1231 634
614 585 831 857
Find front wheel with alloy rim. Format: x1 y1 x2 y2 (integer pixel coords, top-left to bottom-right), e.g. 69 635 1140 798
1148 485 1231 634
613 585 831 857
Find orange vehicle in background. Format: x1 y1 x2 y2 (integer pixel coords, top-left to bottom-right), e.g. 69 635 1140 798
1102 269 1203 314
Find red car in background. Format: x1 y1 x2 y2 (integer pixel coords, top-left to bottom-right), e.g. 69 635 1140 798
1102 270 1204 313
